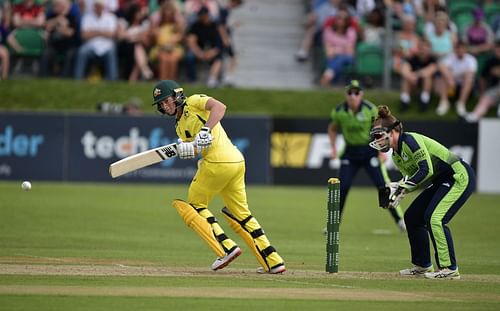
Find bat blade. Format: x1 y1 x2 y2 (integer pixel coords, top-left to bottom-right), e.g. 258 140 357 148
109 143 179 178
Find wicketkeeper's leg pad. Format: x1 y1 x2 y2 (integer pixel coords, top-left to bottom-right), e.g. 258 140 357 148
221 207 284 272
172 199 225 257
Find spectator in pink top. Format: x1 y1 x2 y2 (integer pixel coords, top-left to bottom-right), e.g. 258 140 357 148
464 8 494 57
319 7 357 87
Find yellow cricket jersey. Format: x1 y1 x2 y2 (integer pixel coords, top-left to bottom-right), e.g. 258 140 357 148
176 94 244 163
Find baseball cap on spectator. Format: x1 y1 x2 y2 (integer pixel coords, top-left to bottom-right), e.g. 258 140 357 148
345 80 362 92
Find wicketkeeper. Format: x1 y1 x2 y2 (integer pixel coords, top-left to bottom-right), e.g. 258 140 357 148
370 105 475 280
152 80 286 274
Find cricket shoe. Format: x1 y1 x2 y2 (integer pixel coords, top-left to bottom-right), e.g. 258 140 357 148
424 268 460 280
256 263 286 274
211 246 241 271
399 265 434 277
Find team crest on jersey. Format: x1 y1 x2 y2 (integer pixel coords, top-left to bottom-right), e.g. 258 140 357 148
154 88 161 97
356 113 366 121
401 151 409 162
183 109 189 118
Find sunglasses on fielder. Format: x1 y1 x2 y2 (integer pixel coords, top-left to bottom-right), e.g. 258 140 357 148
347 90 360 96
369 120 401 152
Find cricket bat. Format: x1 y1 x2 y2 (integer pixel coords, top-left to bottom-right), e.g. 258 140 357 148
109 142 179 178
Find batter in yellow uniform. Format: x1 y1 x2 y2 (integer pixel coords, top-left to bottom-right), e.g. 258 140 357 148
152 80 285 273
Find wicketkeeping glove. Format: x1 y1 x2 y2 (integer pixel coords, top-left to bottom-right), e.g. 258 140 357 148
195 127 213 152
177 139 195 159
388 185 406 209
387 176 416 209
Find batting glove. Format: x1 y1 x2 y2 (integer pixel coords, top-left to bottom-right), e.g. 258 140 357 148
195 127 212 152
177 139 195 159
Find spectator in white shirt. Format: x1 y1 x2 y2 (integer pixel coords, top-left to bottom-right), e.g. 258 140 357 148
436 40 477 117
74 0 118 80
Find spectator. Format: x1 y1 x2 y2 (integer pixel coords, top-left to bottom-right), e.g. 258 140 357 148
78 0 118 14
391 0 419 20
436 41 477 117
116 3 152 82
7 0 46 53
149 0 185 80
149 0 185 30
392 14 420 73
463 8 494 57
40 0 80 77
185 7 223 87
74 0 119 81
184 0 220 25
465 40 500 122
425 11 457 59
421 0 446 23
1 0 11 30
217 0 243 86
7 0 45 74
295 0 343 62
361 7 385 46
399 39 437 112
0 1 10 79
352 0 376 21
319 7 357 86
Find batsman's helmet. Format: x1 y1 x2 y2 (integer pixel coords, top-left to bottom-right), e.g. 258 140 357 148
152 80 186 115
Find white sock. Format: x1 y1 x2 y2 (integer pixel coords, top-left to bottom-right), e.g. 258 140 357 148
420 92 430 103
400 93 410 104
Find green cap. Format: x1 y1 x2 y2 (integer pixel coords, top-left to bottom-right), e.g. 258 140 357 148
152 80 181 105
345 80 362 92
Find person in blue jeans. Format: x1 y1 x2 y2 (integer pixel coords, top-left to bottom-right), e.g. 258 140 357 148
73 0 118 81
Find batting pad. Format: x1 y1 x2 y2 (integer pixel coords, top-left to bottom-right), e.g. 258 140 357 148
172 199 225 257
222 207 283 272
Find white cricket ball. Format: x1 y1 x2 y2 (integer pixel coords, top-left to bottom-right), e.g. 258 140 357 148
21 181 32 191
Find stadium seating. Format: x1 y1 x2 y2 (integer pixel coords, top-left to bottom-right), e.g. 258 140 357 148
8 28 44 58
484 3 500 27
354 43 384 76
449 2 477 35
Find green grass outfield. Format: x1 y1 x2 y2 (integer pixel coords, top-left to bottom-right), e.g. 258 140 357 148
1 181 499 310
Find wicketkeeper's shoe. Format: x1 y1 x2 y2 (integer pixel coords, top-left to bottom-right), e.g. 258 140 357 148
424 268 460 280
399 265 434 277
211 246 241 271
256 263 286 274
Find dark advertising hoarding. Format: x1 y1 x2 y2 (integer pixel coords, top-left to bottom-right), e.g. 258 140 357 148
272 117 478 185
0 113 271 184
0 112 65 180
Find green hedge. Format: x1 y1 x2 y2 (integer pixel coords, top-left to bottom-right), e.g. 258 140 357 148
0 78 476 120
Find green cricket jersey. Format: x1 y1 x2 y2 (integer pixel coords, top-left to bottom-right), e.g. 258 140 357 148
392 132 463 191
330 100 377 146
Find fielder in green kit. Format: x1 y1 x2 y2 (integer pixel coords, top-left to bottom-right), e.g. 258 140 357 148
370 105 475 279
152 80 285 274
328 80 405 231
